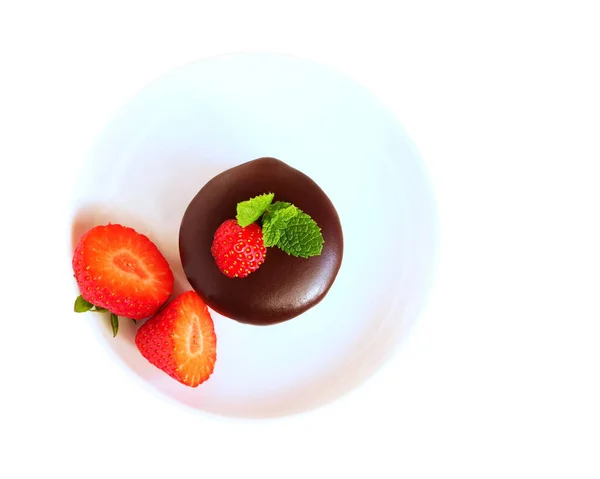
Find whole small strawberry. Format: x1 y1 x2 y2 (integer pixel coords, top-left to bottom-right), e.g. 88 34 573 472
72 224 174 327
211 219 266 278
135 291 217 387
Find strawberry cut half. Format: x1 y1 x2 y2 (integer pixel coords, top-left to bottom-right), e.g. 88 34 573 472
135 291 217 387
72 224 174 320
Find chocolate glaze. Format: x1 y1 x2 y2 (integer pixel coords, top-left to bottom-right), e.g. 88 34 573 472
179 157 343 325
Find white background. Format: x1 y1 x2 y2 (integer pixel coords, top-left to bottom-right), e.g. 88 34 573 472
1 1 599 478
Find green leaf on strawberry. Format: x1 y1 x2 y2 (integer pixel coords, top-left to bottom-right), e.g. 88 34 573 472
74 295 94 313
110 313 119 338
74 295 110 313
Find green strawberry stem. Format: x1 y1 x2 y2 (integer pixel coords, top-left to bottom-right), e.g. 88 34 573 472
73 295 121 338
110 313 119 338
74 295 94 313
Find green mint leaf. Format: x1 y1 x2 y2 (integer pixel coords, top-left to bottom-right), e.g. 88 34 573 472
267 201 292 212
276 210 324 258
262 202 300 247
236 193 274 227
74 295 94 313
110 313 119 338
93 306 108 313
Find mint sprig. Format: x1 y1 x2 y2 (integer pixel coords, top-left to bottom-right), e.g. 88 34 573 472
262 202 297 247
276 210 324 258
236 196 324 258
236 193 274 227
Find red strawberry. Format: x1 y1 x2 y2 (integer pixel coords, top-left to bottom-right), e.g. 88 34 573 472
135 291 217 387
211 219 266 278
72 224 174 320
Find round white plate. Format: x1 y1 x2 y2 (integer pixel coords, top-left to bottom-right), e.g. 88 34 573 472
69 53 438 418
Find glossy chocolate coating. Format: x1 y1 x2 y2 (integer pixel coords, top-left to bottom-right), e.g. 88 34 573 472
179 157 343 325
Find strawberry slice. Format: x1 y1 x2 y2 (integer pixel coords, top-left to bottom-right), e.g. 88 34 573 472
72 224 174 320
135 291 217 387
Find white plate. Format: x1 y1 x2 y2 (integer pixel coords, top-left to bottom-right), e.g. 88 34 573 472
69 53 438 418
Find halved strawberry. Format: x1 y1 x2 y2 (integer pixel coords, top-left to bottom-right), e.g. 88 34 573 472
72 224 174 320
135 291 217 387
